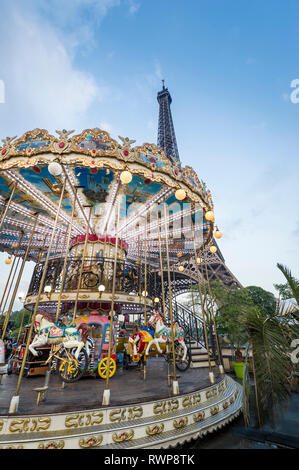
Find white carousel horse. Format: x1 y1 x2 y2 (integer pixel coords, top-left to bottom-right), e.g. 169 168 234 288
29 311 88 360
145 311 188 361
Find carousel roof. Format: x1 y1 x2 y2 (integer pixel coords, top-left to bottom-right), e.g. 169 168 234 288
0 128 215 264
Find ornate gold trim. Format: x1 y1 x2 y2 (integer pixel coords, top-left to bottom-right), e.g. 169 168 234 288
173 417 188 429
65 412 103 429
38 440 65 449
112 429 134 443
9 417 51 433
146 423 164 436
0 127 214 210
210 405 219 416
193 411 205 422
79 435 103 448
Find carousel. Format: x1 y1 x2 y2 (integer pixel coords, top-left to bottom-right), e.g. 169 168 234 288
0 127 242 449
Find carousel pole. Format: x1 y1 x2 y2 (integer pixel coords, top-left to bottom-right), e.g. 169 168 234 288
17 246 47 344
191 215 215 384
0 182 17 233
172 266 179 318
0 256 21 323
16 307 27 344
0 255 24 341
102 197 120 406
15 245 44 346
157 217 166 321
203 250 224 375
142 216 148 381
157 215 171 385
143 216 148 327
0 246 20 315
9 178 66 414
0 253 21 385
0 216 38 386
137 232 141 295
41 198 77 391
72 206 92 322
163 203 179 395
55 193 76 323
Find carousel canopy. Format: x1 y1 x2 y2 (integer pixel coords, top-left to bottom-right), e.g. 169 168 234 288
0 128 215 265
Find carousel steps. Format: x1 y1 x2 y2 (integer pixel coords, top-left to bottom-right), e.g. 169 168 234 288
191 360 216 369
190 347 216 368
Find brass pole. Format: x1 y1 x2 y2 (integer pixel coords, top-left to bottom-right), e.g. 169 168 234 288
172 266 178 315
0 230 25 319
143 216 147 326
197 255 211 323
16 308 27 344
55 196 76 323
9 178 66 413
0 256 22 340
0 183 17 233
42 199 76 391
52 230 61 259
203 250 224 374
143 216 148 381
157 218 166 321
163 203 179 395
0 256 17 314
0 256 19 321
191 216 214 384
103 197 120 406
72 207 92 321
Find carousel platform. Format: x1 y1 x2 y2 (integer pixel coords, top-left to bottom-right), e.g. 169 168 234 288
0 359 242 449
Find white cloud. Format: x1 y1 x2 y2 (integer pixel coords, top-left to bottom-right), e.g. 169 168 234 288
99 120 114 133
127 0 140 15
0 3 121 135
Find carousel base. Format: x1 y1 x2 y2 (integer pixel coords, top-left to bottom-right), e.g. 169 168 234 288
0 359 242 449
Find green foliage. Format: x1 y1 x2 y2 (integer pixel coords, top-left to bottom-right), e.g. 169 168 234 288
242 306 294 426
4 309 30 337
277 264 299 306
274 282 294 301
244 286 277 316
210 271 299 427
210 280 254 351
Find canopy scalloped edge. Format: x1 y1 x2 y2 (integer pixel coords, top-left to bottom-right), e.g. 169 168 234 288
0 128 214 210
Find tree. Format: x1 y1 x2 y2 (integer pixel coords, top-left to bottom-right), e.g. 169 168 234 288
274 282 294 301
209 277 298 427
244 286 277 316
276 263 299 307
9 309 30 338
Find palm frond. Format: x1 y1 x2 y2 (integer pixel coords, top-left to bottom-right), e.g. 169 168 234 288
244 309 292 426
277 263 299 306
242 342 252 427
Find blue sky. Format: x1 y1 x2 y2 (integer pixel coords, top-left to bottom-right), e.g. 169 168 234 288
0 0 299 308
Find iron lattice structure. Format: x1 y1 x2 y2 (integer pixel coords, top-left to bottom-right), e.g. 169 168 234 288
157 83 180 166
157 84 241 288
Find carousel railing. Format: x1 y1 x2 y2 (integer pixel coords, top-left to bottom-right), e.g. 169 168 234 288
27 256 153 298
172 302 221 364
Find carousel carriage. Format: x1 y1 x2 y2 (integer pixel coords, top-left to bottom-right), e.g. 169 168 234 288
75 311 118 380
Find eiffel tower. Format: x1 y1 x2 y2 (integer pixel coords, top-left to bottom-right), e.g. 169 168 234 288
157 82 241 288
